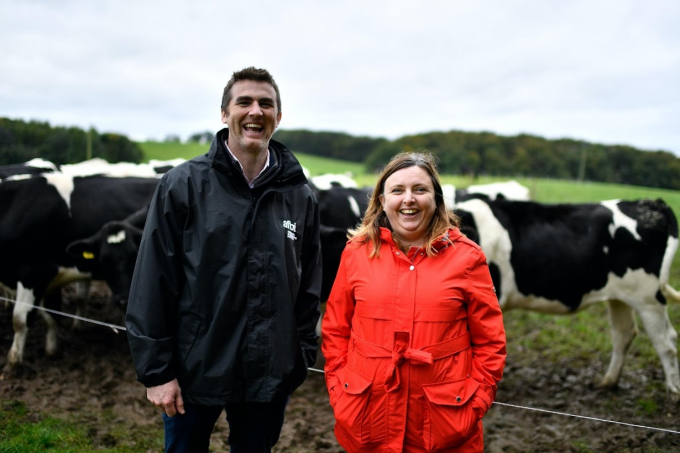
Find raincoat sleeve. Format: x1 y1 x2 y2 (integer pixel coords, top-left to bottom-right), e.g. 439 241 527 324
125 175 187 388
296 192 323 368
465 247 507 416
321 245 355 407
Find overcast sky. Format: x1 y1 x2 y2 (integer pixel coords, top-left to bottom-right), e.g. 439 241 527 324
2 0 679 154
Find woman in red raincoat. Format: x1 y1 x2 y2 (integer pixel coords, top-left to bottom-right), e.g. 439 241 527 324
322 152 506 452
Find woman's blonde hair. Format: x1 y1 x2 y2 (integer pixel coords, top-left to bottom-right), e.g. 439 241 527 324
349 151 459 258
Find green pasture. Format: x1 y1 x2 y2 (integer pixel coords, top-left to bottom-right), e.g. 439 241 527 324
0 401 162 452
138 141 367 177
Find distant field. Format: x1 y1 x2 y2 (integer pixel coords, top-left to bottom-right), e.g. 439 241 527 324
138 141 366 177
138 141 207 161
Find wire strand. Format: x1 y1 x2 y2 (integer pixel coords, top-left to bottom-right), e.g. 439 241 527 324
2 295 679 435
1 296 125 333
491 402 680 435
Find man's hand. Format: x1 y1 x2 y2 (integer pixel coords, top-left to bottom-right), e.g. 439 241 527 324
146 379 185 417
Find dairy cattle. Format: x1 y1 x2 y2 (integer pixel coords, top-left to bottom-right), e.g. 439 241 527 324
59 177 372 315
442 180 530 210
60 158 161 178
0 173 159 375
454 197 680 396
466 179 530 201
0 158 58 179
315 185 372 301
148 158 187 174
315 180 529 301
66 206 149 308
310 173 359 190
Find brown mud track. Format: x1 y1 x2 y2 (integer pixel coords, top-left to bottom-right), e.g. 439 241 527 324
1 283 679 452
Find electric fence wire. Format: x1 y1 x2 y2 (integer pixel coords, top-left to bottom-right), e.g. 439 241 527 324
2 295 679 435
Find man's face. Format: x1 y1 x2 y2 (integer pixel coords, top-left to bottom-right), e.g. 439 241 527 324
221 80 282 155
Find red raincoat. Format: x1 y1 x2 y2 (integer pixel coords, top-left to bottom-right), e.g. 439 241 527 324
322 227 506 452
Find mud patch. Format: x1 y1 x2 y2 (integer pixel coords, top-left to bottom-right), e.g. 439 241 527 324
1 283 679 452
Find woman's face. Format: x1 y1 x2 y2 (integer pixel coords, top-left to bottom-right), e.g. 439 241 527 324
379 165 437 247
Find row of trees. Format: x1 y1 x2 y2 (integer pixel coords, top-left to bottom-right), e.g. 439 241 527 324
2 117 678 190
276 128 680 191
273 129 388 163
364 130 680 190
0 118 143 166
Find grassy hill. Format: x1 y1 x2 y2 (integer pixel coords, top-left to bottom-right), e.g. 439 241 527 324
138 141 366 177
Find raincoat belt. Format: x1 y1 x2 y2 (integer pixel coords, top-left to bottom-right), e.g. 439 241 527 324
351 331 471 393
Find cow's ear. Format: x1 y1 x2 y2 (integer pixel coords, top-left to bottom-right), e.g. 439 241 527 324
66 239 97 261
129 226 144 247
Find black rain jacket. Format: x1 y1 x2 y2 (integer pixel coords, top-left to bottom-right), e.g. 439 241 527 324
125 128 322 405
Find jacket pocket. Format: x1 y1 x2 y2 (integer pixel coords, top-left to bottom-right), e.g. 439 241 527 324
421 377 480 451
177 313 202 370
333 366 373 445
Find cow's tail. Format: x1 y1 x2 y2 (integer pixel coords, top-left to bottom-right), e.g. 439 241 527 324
662 283 680 304
657 198 680 303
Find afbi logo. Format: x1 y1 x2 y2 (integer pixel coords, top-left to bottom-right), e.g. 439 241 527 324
283 220 297 241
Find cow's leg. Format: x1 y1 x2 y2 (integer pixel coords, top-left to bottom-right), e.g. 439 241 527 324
601 299 638 388
5 283 36 370
0 283 16 310
636 303 680 398
39 306 58 357
71 280 91 330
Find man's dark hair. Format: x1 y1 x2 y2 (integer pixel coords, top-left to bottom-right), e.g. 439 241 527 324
221 67 281 114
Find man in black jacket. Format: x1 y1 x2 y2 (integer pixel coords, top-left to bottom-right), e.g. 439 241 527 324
125 67 322 452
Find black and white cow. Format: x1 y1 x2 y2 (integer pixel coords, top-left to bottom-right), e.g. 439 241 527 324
58 176 371 319
0 173 159 375
60 158 160 178
65 206 149 308
454 197 680 396
465 179 531 201
148 158 187 174
310 173 359 191
315 184 372 301
0 158 58 179
442 180 531 210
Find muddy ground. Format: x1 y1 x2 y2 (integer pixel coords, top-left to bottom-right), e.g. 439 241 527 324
1 283 680 452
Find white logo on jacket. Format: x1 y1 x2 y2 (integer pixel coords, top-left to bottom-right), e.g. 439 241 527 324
283 220 297 240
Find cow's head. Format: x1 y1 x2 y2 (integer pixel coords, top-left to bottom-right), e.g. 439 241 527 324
66 221 143 309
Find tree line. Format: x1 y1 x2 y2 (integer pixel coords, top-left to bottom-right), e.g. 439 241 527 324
276 128 680 191
0 117 143 166
2 118 678 190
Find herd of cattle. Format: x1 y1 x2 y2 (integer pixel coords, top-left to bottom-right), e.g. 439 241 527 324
1 157 680 401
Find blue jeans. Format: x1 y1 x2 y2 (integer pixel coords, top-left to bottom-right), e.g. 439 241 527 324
162 398 289 453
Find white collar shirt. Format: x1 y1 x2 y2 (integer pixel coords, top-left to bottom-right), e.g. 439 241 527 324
225 140 270 188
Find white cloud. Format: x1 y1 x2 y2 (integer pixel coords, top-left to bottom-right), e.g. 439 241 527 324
1 0 678 153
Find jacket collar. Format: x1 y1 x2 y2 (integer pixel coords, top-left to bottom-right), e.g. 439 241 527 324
379 227 462 251
207 128 308 189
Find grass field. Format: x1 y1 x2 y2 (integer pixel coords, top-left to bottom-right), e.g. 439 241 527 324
138 141 367 177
